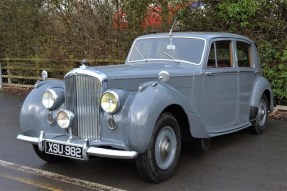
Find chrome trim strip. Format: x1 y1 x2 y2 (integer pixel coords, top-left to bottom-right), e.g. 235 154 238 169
203 71 239 75
65 68 107 81
128 58 198 65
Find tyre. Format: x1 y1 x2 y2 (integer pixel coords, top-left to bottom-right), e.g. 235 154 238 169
251 94 268 134
136 112 181 183
33 145 68 163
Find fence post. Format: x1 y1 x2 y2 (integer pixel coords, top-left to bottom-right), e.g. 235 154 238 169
0 62 2 90
7 60 11 85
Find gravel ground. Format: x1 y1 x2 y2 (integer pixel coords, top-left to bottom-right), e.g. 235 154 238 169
269 110 287 121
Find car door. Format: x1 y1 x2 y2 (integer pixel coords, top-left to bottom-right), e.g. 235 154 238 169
236 40 256 125
200 39 239 135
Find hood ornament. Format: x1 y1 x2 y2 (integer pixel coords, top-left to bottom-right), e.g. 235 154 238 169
79 59 88 69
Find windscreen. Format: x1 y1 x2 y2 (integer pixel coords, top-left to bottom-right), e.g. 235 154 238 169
128 37 205 65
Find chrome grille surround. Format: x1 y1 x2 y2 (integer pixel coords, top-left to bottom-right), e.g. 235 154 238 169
64 69 107 140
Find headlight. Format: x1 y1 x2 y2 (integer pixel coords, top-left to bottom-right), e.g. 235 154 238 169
42 88 64 110
100 90 120 113
57 110 74 129
42 89 57 109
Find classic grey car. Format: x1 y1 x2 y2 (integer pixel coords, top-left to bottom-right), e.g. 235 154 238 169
17 32 274 183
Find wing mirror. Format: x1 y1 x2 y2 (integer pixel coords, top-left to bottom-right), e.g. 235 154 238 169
152 71 170 87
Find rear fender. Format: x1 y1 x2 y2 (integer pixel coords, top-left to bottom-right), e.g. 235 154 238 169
250 76 274 111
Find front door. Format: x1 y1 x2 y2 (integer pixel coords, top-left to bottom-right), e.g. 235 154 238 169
200 40 239 135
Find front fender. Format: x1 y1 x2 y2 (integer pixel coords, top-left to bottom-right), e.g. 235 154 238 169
125 82 208 154
19 80 65 138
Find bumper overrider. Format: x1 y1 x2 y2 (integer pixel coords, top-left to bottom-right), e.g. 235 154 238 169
17 131 138 160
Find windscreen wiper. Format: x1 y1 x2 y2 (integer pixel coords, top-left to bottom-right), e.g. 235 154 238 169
136 46 147 62
161 50 180 63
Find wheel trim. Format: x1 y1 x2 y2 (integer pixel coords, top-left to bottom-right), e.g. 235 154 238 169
258 99 267 126
155 126 177 170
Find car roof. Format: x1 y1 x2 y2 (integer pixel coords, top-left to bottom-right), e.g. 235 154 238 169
137 32 252 42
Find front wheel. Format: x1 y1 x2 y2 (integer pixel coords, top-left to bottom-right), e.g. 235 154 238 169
251 94 268 134
136 113 181 183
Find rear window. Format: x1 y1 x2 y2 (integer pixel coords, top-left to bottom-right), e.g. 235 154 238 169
237 41 252 67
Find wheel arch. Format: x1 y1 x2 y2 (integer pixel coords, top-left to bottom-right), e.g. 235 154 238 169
250 76 274 111
161 104 192 141
127 83 209 153
263 89 272 111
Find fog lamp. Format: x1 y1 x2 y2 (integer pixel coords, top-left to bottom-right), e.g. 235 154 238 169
47 113 55 125
107 117 117 130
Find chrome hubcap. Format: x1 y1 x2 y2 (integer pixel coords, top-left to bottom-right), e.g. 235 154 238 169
155 126 177 170
160 137 171 159
258 99 267 126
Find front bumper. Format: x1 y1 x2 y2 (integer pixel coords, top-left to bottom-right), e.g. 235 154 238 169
17 131 138 160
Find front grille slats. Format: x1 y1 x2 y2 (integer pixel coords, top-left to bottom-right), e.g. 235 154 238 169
65 75 102 140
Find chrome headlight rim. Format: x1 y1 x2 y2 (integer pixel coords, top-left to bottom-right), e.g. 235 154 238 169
57 110 75 129
100 90 120 114
42 89 58 109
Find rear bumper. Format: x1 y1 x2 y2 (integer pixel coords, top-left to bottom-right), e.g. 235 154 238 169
17 131 138 160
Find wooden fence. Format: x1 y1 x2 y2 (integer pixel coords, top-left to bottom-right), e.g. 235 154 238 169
0 58 124 88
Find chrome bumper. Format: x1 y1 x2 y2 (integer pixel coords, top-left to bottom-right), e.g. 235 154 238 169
17 131 138 160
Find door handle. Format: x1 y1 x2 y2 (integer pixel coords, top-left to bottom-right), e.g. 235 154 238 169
204 72 213 76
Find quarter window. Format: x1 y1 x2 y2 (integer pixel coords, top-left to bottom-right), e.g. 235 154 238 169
208 41 233 68
237 41 252 67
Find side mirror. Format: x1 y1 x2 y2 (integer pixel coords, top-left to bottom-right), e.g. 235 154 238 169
41 70 48 81
152 71 170 87
158 71 170 82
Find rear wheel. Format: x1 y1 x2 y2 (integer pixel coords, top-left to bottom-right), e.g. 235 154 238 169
251 94 268 134
136 113 181 183
33 145 68 163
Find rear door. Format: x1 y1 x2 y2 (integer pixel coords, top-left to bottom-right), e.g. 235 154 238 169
236 40 256 125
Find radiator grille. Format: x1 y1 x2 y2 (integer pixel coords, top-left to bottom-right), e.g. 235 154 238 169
65 75 102 140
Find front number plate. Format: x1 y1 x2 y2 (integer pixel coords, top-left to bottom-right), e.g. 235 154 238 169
45 141 83 160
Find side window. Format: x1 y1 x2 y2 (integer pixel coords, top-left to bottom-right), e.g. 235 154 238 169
207 43 216 68
237 41 252 67
208 41 233 68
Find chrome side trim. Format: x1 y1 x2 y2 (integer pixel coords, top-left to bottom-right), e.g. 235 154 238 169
202 71 239 75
